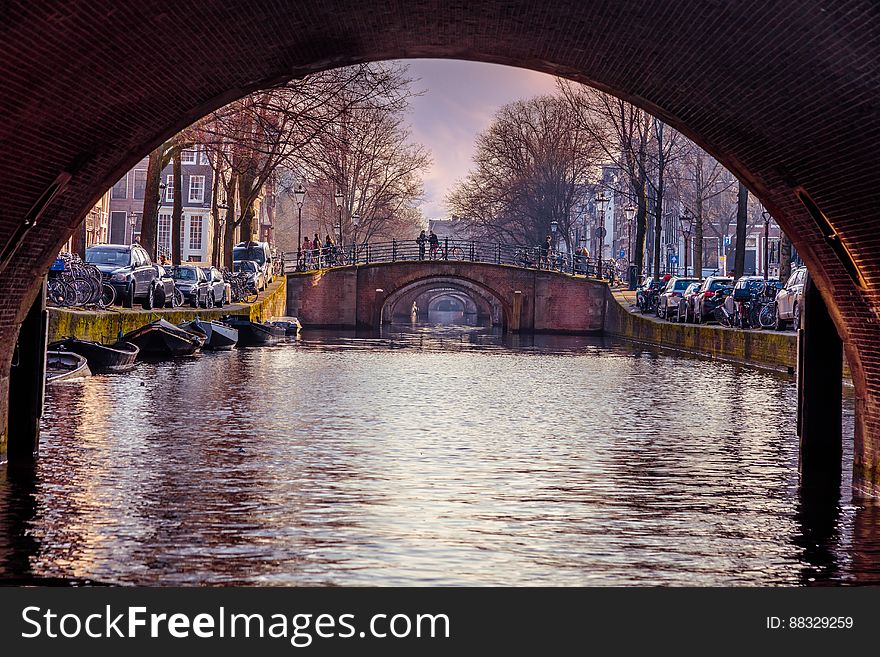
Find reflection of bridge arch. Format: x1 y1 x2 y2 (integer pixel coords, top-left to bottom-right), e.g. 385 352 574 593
410 288 481 322
382 276 506 327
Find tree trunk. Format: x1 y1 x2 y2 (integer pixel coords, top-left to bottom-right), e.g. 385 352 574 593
210 171 220 267
733 181 748 279
238 172 256 242
223 175 237 268
779 231 792 282
140 146 165 261
171 146 183 265
694 200 704 280
71 218 87 258
652 120 665 279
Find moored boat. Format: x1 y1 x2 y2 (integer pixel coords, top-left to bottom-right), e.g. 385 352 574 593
179 318 239 351
46 351 91 383
48 338 139 373
267 316 302 336
221 315 285 347
122 319 204 358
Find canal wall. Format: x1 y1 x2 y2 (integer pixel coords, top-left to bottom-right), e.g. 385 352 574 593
48 278 287 343
603 288 798 373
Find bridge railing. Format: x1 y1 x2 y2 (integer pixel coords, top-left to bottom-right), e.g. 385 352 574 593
281 239 623 282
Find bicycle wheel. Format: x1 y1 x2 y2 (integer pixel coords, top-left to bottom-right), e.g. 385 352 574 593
714 306 732 327
243 288 258 304
449 247 463 260
758 303 776 329
98 283 116 308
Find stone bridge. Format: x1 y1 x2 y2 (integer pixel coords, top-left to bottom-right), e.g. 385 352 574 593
286 262 606 333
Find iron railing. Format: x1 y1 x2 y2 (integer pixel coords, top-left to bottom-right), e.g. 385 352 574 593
281 238 624 282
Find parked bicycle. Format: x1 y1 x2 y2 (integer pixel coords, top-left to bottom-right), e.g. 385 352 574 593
47 252 115 308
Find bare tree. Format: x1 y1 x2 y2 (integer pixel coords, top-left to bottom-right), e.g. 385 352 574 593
447 95 600 249
558 81 653 275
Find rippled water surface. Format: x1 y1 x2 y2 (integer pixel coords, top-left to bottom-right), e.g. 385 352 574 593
1 325 877 585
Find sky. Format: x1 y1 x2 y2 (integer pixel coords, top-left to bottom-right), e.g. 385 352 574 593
403 60 559 221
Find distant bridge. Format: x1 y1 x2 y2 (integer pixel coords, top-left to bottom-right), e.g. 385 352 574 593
283 241 609 333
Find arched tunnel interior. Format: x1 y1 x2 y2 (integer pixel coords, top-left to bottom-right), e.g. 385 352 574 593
383 277 506 328
0 0 877 491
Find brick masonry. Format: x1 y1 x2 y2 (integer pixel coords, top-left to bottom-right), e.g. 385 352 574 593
286 263 606 333
1 0 880 485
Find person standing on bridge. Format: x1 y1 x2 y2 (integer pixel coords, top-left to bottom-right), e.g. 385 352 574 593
324 235 335 266
417 230 427 260
429 230 439 259
540 235 552 268
301 236 312 268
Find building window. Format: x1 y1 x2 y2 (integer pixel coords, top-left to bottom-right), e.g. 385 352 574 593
181 148 197 165
111 175 128 200
189 175 205 203
158 213 172 255
189 215 203 251
199 147 210 165
132 169 147 200
165 175 174 202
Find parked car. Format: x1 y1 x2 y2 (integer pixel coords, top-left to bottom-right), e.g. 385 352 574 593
85 243 160 309
201 266 226 308
693 276 734 323
657 277 699 320
168 265 211 308
674 282 702 323
233 241 273 285
233 260 266 293
153 265 178 309
775 266 807 330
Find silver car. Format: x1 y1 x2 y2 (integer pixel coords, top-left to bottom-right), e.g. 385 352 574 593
775 266 807 329
201 266 226 307
657 277 699 321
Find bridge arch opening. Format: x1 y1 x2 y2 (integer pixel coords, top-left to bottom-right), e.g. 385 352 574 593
382 275 507 329
0 2 874 488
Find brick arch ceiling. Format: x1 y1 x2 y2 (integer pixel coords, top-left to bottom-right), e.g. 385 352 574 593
3 0 880 478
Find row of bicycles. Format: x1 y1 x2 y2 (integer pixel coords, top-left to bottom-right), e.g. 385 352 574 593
47 253 116 308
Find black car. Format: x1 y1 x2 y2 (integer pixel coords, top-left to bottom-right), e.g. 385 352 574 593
153 265 178 309
85 243 160 309
168 265 211 308
201 266 226 307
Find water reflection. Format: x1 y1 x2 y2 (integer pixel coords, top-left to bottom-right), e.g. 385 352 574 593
0 325 875 585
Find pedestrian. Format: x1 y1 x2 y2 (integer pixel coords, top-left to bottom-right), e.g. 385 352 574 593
416 229 427 260
313 233 320 266
540 235 551 268
428 230 439 259
324 234 335 266
301 236 311 268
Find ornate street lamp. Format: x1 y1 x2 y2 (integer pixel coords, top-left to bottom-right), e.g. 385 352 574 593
624 204 637 288
679 209 693 277
595 191 608 278
335 191 344 246
127 207 138 245
294 184 306 269
762 207 771 281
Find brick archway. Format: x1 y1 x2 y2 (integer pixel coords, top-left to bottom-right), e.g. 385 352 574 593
2 1 880 484
382 276 506 327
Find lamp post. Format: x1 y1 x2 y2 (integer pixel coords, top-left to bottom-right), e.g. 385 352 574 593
679 209 693 277
127 207 138 245
595 191 608 278
294 184 306 269
335 191 344 246
624 204 636 288
762 208 771 281
352 213 361 257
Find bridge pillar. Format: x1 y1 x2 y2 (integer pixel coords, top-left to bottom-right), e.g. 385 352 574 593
373 288 386 329
7 281 47 461
511 291 522 333
797 274 842 487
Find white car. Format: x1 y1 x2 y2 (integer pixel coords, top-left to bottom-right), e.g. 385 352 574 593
657 277 699 321
233 259 266 292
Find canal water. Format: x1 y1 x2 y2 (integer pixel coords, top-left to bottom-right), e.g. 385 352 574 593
1 325 876 586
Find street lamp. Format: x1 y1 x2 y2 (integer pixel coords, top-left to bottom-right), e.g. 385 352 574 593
335 191 344 246
624 204 636 288
679 209 693 277
595 191 608 278
762 207 771 281
127 207 138 245
294 184 306 269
